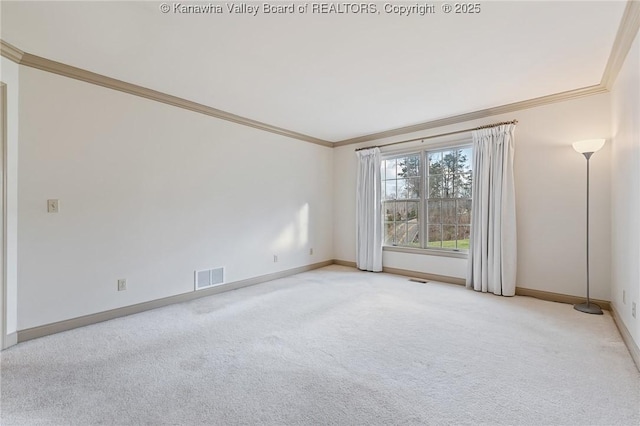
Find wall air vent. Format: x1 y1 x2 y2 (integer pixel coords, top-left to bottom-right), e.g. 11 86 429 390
194 267 225 290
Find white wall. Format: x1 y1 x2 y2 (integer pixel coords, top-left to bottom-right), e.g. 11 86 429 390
334 93 612 300
17 66 333 330
611 29 640 347
0 56 19 340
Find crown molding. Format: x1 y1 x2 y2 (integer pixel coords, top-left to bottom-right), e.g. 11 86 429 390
602 0 640 90
333 84 607 147
0 40 24 63
0 40 332 148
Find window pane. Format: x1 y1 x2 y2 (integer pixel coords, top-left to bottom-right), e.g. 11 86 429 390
427 225 442 247
394 222 406 246
458 172 472 197
381 176 387 200
443 174 455 198
384 202 395 222
396 222 409 246
442 200 456 224
428 175 443 198
384 222 395 245
398 220 420 247
407 178 420 199
457 199 471 224
428 152 442 175
443 225 456 248
427 200 441 223
407 201 418 221
442 151 456 175
408 222 420 247
396 201 407 221
407 201 420 247
451 174 458 197
397 179 408 199
385 159 397 180
457 225 470 250
398 155 420 178
385 180 397 200
458 148 472 173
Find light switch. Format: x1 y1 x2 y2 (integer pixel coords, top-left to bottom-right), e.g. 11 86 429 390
47 199 59 213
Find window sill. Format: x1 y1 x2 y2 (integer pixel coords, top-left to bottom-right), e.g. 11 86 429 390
383 245 469 259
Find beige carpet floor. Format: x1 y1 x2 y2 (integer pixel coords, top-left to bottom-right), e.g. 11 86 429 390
1 265 639 425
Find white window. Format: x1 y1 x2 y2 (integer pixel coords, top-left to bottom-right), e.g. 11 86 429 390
381 144 473 252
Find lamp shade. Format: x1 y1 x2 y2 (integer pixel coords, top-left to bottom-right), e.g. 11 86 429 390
572 139 606 154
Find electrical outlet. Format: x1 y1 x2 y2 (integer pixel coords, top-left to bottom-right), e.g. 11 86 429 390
623 290 626 304
273 255 278 263
117 279 127 291
633 302 637 319
309 248 313 255
47 199 59 213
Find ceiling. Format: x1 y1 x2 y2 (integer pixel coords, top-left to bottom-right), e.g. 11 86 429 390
0 1 628 142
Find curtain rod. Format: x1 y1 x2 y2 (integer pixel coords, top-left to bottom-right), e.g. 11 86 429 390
354 119 518 152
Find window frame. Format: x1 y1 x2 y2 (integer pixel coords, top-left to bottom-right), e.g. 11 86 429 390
380 140 473 258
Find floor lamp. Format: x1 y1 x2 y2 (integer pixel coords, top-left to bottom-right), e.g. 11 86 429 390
572 139 606 315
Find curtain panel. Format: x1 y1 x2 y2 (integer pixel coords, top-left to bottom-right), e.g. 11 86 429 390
467 124 517 296
356 148 383 272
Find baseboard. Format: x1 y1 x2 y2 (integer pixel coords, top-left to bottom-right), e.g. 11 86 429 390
332 259 466 286
2 331 17 349
515 287 611 311
610 305 640 372
380 266 466 286
332 259 357 268
17 260 333 343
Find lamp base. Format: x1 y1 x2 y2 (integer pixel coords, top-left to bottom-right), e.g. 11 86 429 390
574 302 603 315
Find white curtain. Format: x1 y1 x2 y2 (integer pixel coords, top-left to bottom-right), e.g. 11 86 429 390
466 124 517 296
356 148 383 272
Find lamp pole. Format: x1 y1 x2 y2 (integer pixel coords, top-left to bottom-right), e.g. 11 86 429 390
574 151 603 315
